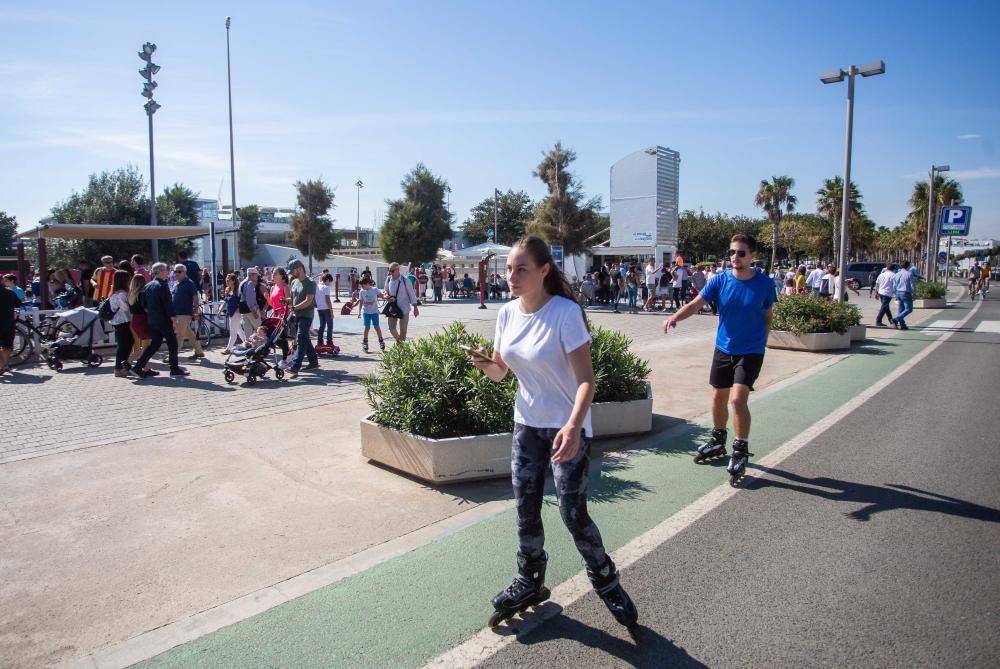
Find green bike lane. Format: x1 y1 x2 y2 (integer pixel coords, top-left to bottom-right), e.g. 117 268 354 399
135 310 961 668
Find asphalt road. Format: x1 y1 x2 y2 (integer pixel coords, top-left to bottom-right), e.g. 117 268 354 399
481 296 1000 669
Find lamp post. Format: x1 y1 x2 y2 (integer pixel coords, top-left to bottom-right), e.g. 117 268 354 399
924 164 950 280
820 59 885 302
138 42 161 260
493 188 500 245
226 16 240 270
355 179 364 246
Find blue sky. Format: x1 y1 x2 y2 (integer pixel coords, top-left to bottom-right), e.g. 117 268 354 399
2 0 999 240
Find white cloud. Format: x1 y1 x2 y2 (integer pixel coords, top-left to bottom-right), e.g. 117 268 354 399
957 134 982 140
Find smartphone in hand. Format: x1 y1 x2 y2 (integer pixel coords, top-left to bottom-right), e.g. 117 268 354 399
460 345 493 363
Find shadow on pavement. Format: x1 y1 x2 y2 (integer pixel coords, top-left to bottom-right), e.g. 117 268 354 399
746 466 1000 523
514 615 710 668
0 369 50 384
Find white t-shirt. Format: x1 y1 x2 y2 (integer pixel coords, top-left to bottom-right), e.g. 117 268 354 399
384 276 418 315
672 267 687 288
494 296 593 436
875 270 897 297
807 268 825 289
315 282 330 310
644 265 659 285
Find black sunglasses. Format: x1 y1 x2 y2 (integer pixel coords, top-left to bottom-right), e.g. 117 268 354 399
727 249 748 257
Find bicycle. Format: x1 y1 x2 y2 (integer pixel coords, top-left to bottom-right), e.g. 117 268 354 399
195 302 230 349
7 310 79 367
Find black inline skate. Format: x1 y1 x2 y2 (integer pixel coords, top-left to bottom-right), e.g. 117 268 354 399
727 438 753 487
489 552 550 628
694 428 728 463
587 556 639 632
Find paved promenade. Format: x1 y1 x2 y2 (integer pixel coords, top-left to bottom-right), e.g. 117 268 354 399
0 291 966 668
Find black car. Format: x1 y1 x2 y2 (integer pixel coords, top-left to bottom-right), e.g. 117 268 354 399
845 262 885 289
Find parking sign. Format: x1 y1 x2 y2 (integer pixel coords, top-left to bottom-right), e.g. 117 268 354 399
551 245 564 269
939 206 972 236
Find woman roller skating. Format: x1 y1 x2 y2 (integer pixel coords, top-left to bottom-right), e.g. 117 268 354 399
470 236 639 633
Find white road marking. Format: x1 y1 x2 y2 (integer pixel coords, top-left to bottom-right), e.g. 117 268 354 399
423 299 984 669
921 319 963 334
975 321 1000 333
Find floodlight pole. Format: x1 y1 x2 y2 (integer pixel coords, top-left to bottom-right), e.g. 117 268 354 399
226 16 240 270
356 179 364 245
148 108 158 261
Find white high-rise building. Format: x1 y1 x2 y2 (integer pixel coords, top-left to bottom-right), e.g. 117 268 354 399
610 146 680 249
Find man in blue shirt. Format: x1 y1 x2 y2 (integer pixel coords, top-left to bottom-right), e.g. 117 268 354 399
171 264 204 359
662 234 775 486
894 260 916 330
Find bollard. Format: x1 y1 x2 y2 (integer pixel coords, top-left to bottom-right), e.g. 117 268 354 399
334 273 341 302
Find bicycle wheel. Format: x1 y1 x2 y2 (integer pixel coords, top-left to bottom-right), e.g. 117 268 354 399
8 322 34 367
199 319 213 349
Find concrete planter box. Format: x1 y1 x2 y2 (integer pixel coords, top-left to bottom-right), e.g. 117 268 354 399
914 298 947 309
591 382 653 438
360 416 512 484
849 324 867 342
767 330 851 352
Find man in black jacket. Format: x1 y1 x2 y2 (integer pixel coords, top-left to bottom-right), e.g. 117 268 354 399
132 262 188 377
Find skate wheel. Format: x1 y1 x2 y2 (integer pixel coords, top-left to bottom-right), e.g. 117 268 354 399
488 610 507 628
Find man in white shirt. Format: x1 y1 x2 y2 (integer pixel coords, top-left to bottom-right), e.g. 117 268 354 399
643 259 662 311
806 265 825 296
818 264 835 299
874 265 897 327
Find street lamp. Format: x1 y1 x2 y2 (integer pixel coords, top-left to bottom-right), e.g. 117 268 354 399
355 179 364 246
925 164 950 280
225 16 240 270
493 188 501 245
138 41 161 260
820 59 885 302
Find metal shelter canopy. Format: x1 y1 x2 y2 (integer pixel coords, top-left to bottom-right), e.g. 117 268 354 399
17 223 211 240
449 241 512 257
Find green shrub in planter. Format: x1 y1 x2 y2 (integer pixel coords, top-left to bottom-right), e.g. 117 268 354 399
590 325 651 403
914 281 946 299
771 295 852 335
833 300 862 326
361 323 516 439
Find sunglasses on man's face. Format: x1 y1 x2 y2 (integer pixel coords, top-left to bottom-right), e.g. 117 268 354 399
727 249 748 258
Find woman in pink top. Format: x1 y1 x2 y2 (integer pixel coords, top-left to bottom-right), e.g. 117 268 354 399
268 267 291 364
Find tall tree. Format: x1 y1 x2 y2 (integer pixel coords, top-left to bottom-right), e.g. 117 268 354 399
753 176 797 270
288 179 337 270
528 142 604 255
908 176 963 256
461 189 534 246
379 163 453 263
0 211 16 255
815 176 863 264
237 204 261 262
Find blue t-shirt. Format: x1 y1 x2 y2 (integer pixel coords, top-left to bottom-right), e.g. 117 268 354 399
171 277 199 316
698 270 776 355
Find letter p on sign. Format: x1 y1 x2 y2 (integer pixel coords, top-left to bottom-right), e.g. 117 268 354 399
947 209 963 224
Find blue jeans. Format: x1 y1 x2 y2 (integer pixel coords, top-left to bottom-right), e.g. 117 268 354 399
289 316 318 370
876 294 894 324
316 309 333 345
896 291 913 325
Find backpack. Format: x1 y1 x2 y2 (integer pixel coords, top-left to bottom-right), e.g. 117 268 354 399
98 297 116 322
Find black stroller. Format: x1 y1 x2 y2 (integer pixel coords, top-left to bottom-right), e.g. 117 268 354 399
222 311 290 385
40 307 107 371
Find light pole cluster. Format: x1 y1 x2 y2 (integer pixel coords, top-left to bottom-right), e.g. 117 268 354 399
355 179 364 246
820 59 885 302
226 16 240 270
139 42 161 259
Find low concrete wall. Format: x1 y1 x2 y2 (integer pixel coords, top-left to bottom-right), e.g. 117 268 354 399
360 417 512 484
849 324 867 342
767 330 851 352
914 298 947 309
591 382 653 438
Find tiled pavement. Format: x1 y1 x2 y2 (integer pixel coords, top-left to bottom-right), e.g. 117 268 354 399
0 299 720 464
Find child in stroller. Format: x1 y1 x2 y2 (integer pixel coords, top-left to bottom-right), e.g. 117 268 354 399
222 313 289 386
41 306 107 371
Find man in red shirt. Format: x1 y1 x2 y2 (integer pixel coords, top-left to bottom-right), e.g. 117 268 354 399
92 256 116 302
131 254 152 282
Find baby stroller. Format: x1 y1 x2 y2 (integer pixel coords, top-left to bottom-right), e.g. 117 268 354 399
40 307 107 371
222 311 290 385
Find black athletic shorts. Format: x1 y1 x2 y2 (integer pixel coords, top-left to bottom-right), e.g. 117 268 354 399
0 327 14 350
709 348 764 390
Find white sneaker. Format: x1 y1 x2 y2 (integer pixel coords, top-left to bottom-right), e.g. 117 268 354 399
277 360 288 370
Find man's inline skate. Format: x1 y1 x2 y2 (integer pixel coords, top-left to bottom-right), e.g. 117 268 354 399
727 438 753 487
489 552 550 628
587 556 639 634
694 428 728 463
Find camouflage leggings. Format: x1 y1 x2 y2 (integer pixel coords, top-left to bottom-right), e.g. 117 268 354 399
512 423 608 570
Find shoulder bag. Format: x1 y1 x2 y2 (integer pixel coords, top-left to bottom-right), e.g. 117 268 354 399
382 280 404 319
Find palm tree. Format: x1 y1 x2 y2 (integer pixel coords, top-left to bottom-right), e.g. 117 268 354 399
754 176 797 271
907 176 963 259
815 177 862 265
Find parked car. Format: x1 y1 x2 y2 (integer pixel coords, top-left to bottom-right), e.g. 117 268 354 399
844 262 885 289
